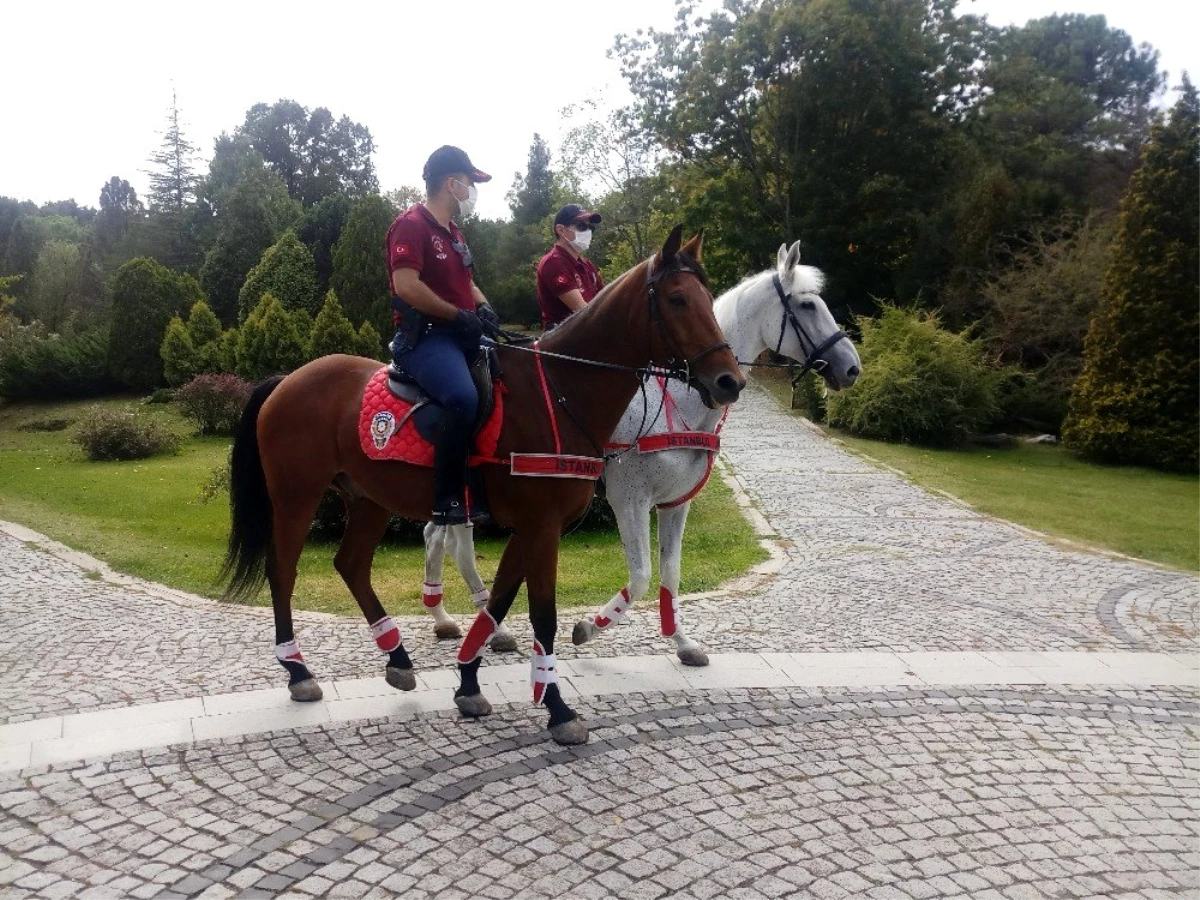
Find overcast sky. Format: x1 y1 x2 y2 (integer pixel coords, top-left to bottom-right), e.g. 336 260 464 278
3 0 1195 221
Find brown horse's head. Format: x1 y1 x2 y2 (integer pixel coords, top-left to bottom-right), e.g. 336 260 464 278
648 225 745 408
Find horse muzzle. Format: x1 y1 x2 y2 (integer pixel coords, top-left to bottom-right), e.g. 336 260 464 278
694 370 746 408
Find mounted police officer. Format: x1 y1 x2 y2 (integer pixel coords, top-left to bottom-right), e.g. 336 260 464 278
535 204 604 330
385 145 500 526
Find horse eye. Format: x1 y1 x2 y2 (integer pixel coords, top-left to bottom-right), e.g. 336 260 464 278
668 293 687 308
799 299 816 311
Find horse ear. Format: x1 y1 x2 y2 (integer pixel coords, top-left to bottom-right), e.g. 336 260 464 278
681 229 705 261
660 224 684 260
777 243 789 270
785 240 802 271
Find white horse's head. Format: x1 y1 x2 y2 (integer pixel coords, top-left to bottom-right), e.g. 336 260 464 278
752 241 861 390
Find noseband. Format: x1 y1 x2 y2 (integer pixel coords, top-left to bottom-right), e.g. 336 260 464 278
772 273 848 377
647 257 731 384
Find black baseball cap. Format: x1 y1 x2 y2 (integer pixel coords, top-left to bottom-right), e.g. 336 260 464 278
554 204 602 228
422 146 491 183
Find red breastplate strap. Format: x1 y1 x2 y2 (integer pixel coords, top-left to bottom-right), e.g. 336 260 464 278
508 342 604 480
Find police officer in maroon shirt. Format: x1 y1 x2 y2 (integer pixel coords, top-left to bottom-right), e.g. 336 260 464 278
386 145 501 526
535 205 604 329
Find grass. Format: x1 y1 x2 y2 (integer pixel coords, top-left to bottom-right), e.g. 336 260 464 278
0 396 766 617
757 371 1199 572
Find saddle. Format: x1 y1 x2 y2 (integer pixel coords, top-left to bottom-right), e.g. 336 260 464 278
359 350 504 466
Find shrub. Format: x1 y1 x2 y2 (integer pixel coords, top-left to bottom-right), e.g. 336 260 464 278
160 316 201 387
235 293 307 380
185 300 223 349
309 291 360 359
107 257 203 390
73 407 182 461
357 321 384 360
0 322 118 401
825 305 1002 445
177 374 253 436
790 370 827 422
238 230 319 321
144 388 178 404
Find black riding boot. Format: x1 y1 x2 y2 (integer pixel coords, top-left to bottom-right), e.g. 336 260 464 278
432 414 472 527
466 466 490 525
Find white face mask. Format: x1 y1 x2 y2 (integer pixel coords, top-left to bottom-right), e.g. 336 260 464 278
569 227 592 252
451 179 478 218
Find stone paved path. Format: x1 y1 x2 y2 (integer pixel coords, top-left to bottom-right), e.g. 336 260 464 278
1 384 1197 899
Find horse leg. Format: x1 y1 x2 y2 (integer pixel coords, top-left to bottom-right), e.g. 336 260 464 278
268 493 326 702
421 522 463 640
335 497 416 691
572 496 653 646
657 502 707 666
454 532 526 718
526 527 588 745
446 524 518 653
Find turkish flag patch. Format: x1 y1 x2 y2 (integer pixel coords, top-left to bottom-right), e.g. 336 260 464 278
556 275 568 284
394 244 411 258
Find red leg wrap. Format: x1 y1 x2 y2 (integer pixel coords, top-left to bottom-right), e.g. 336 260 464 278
457 610 497 663
659 585 678 637
422 582 443 609
369 616 402 653
595 587 631 629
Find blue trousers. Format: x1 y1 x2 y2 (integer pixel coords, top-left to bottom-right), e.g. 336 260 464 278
392 330 478 422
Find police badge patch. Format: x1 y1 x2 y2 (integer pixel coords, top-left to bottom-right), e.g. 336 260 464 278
370 411 397 449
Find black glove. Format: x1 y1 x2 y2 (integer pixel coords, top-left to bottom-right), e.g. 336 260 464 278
454 309 485 345
476 303 501 340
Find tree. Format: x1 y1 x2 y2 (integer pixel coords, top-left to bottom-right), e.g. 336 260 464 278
160 316 201 386
1063 80 1199 471
508 134 555 225
95 176 144 256
356 320 383 360
27 241 106 331
0 198 37 272
146 90 200 212
238 100 379 206
108 257 204 389
330 193 397 333
199 158 301 325
308 291 360 358
2 217 42 296
235 292 307 380
296 194 351 294
238 230 319 319
185 299 223 349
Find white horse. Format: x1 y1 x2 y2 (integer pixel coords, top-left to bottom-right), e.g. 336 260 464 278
420 242 860 662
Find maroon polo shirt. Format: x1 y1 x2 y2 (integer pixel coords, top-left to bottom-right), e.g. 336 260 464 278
385 204 475 325
536 244 604 328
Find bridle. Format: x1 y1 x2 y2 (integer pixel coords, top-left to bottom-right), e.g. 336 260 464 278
771 273 848 377
647 255 730 387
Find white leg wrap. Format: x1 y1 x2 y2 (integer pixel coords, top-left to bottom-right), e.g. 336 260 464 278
530 640 558 705
594 587 631 630
369 616 402 653
422 582 443 609
471 588 490 609
275 639 304 663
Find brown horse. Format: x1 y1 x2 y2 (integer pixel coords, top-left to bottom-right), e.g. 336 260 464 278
222 226 744 744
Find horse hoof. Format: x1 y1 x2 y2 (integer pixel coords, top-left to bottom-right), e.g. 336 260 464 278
386 667 417 691
434 622 463 641
572 620 595 646
677 647 710 667
489 631 518 653
288 679 323 702
455 693 493 718
549 717 589 745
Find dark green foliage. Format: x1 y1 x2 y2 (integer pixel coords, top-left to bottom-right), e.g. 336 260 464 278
330 194 396 333
790 370 827 422
308 291 360 358
356 321 384 361
185 299 223 348
508 134 555 226
107 258 203 390
826 306 1002 445
72 407 182 461
296 195 351 294
235 293 307 380
160 316 201 387
177 374 253 435
238 230 318 319
199 159 300 325
1064 82 1200 471
0 324 116 400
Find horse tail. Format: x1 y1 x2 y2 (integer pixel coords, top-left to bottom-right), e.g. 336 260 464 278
221 376 285 600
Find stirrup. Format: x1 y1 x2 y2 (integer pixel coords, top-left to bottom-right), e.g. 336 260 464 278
431 501 469 527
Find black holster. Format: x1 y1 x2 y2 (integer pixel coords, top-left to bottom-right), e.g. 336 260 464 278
391 296 429 354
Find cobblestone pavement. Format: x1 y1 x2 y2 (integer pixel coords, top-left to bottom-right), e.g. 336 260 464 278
1 384 1197 898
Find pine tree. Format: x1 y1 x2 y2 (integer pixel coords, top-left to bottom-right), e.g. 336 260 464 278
235 293 307 380
161 316 201 386
356 320 384 360
108 258 203 389
1063 79 1200 471
308 291 360 358
146 90 200 212
508 134 555 226
330 194 397 333
238 230 319 319
185 300 223 348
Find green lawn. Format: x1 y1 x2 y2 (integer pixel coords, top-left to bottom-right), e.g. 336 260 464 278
757 372 1198 572
0 397 765 616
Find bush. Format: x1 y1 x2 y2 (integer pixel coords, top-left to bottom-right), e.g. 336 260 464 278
238 230 319 321
160 316 201 386
309 291 360 359
790 369 827 422
357 321 384 360
144 388 178 404
235 293 307 380
826 305 1002 446
0 322 118 401
73 407 182 461
177 374 253 436
107 257 204 390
